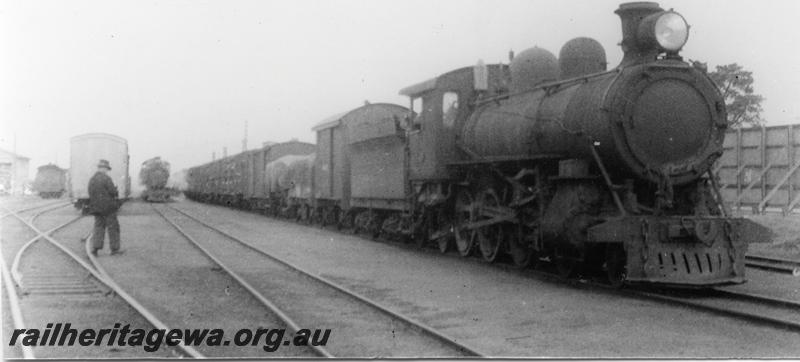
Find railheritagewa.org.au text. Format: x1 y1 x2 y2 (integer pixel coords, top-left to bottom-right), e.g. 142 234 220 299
9 323 331 352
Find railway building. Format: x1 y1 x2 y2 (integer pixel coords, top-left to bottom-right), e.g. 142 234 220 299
0 148 30 195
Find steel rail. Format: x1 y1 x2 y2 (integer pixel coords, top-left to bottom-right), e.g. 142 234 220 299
2 207 204 358
492 257 800 336
185 199 800 340
0 202 73 359
166 203 486 357
0 248 35 359
745 255 800 275
81 232 204 358
711 288 800 310
439 240 800 337
630 289 800 334
22 201 72 220
151 205 333 358
0 200 69 219
11 213 83 286
5 201 75 284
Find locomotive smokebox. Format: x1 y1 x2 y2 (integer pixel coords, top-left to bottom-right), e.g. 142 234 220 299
612 76 715 170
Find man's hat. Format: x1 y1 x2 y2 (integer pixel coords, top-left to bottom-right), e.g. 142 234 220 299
98 159 112 170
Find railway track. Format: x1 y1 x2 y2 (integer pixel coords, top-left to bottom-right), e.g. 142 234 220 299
181 200 800 341
87 211 318 358
1 202 82 359
1 203 203 358
745 255 800 275
11 203 82 286
0 199 68 218
155 203 485 357
630 287 800 334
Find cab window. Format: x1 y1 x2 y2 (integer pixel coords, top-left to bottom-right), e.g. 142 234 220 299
442 92 459 129
410 97 422 130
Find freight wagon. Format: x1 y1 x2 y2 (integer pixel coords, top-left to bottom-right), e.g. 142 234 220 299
186 141 315 212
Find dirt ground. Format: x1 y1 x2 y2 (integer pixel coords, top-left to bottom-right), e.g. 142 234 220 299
4 197 800 358
1 202 175 358
745 213 800 260
171 200 800 358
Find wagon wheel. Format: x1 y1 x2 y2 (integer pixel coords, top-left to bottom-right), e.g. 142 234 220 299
605 243 627 288
477 189 503 263
352 211 366 235
314 207 325 226
371 214 385 240
454 188 476 257
330 207 340 228
294 204 305 223
306 205 315 225
336 209 350 231
507 226 534 268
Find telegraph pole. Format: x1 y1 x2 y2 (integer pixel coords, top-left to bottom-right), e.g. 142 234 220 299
242 120 248 152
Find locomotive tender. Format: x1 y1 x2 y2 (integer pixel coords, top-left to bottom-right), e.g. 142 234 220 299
187 2 768 287
33 164 67 198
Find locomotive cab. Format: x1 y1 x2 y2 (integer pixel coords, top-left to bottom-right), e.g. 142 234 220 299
399 64 509 182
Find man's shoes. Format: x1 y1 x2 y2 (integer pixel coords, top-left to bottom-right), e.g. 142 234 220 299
110 249 125 256
90 249 98 256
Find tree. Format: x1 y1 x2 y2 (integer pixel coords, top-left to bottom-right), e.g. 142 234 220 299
708 63 765 128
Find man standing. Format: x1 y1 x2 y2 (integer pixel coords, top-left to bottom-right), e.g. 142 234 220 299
88 159 123 256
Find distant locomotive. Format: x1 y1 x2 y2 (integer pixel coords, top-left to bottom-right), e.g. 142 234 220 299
33 164 67 198
187 2 769 287
140 157 172 202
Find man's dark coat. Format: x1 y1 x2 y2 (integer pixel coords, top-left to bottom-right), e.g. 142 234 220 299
88 172 119 215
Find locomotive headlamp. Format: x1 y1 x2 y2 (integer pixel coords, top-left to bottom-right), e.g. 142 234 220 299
638 11 689 53
654 12 689 51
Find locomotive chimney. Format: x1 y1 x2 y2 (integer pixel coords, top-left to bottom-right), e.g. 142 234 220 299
615 2 663 65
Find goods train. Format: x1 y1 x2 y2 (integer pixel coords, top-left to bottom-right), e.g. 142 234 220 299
140 157 172 202
187 2 769 287
70 133 130 211
33 164 67 198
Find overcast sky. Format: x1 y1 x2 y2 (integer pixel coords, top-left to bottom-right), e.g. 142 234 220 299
2 0 799 185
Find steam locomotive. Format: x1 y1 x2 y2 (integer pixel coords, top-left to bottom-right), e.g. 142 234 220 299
140 157 172 202
187 2 768 287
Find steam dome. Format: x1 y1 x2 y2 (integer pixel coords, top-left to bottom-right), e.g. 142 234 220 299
559 37 607 79
510 47 560 93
